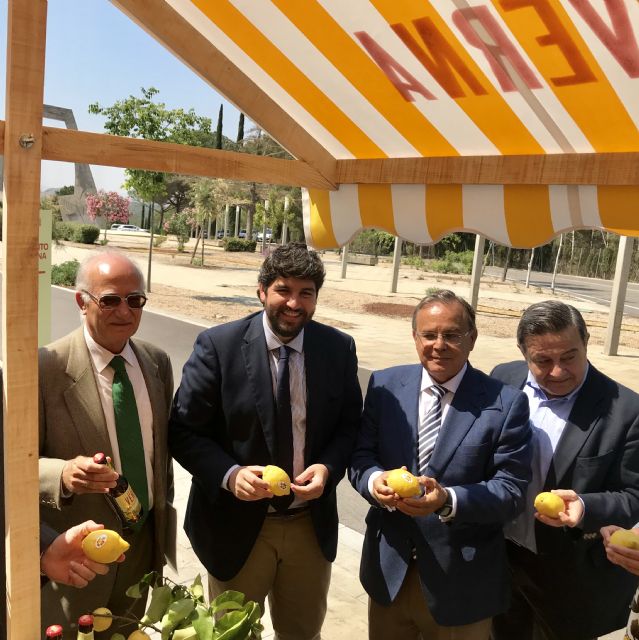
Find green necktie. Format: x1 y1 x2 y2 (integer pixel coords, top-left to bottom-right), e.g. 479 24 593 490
110 355 149 523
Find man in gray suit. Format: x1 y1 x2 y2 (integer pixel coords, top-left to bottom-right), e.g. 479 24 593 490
39 251 174 636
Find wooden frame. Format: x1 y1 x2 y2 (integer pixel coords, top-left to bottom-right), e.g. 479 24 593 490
2 1 47 638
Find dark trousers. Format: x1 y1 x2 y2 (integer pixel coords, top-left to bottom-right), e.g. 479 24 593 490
491 541 596 640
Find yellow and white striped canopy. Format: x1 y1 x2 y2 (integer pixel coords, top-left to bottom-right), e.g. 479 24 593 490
117 0 639 248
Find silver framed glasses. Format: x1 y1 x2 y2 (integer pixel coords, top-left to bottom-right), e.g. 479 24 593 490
415 330 471 346
82 290 147 310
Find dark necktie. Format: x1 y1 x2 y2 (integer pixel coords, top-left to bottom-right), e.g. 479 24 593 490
273 345 294 511
418 384 447 475
110 356 149 521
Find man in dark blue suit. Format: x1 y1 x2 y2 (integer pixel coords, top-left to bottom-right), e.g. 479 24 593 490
350 290 532 640
491 300 639 640
169 243 362 640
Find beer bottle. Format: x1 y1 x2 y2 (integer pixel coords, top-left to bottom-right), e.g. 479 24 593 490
77 615 94 640
45 624 64 639
93 452 143 527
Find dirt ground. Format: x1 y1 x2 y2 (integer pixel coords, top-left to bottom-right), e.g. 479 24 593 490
118 241 639 351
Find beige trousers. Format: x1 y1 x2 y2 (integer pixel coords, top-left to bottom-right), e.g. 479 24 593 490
208 510 331 640
369 562 492 640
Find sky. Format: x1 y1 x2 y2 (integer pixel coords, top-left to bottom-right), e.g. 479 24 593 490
0 0 247 194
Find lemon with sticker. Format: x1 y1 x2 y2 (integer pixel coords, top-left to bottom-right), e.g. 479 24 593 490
386 469 421 498
263 465 291 496
81 529 129 564
534 492 565 518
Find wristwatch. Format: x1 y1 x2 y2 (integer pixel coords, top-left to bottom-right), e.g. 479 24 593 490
435 488 453 518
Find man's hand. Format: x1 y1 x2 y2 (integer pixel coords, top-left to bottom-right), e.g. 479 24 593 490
395 476 448 518
40 521 123 588
535 489 583 528
372 470 401 508
291 464 329 500
61 456 118 495
601 525 639 576
229 466 272 501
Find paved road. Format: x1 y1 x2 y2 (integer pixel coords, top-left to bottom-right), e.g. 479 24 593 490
484 266 639 316
1 284 372 534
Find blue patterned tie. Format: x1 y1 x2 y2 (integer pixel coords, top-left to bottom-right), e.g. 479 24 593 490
418 384 447 475
273 346 294 511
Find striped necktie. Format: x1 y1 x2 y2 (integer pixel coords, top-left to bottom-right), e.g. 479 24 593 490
418 384 447 475
273 345 294 511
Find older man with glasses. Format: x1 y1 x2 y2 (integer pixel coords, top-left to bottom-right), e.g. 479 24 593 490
38 251 175 637
350 289 532 640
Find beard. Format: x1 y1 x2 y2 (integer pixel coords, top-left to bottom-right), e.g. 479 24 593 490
265 305 313 340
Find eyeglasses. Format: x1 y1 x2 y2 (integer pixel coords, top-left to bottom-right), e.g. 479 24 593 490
82 290 147 310
416 331 471 346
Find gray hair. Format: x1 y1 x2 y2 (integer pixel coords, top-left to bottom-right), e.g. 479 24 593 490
517 300 588 351
75 250 145 303
411 289 476 333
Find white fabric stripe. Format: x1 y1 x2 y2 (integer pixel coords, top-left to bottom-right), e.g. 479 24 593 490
577 185 603 228
319 0 499 155
549 185 575 233
462 185 510 245
330 185 363 246
392 184 433 244
165 0 354 159
228 0 421 157
433 1 593 153
301 188 314 247
562 1 639 132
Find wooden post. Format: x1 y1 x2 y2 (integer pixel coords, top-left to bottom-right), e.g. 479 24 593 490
469 235 485 309
390 237 402 293
604 236 634 356
2 1 47 638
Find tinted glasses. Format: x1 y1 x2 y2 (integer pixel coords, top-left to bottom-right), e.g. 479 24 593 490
82 290 147 310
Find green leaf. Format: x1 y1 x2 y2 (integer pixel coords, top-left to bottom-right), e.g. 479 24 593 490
211 591 245 613
141 584 173 624
215 611 251 640
172 626 198 640
245 601 261 625
190 574 204 601
161 598 196 640
125 571 157 599
192 605 215 640
211 601 244 615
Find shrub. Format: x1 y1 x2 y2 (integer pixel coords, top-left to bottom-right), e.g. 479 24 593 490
153 234 167 248
72 224 100 244
350 229 395 256
429 250 474 275
224 238 257 252
51 259 80 286
53 221 74 241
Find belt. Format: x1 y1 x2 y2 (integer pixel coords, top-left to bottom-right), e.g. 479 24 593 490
265 506 310 518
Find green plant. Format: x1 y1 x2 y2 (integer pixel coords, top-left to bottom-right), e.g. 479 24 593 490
224 238 256 252
53 221 75 241
72 224 101 244
402 255 426 269
51 259 80 286
350 230 395 256
428 250 474 275
98 573 263 640
154 234 167 247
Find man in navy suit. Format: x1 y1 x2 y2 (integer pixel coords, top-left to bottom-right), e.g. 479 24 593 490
350 290 532 640
169 243 362 640
491 300 639 640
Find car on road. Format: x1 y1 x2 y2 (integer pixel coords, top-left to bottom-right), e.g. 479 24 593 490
118 224 148 233
110 223 124 230
256 228 273 242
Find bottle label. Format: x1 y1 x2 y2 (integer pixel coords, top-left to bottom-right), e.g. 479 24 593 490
114 486 142 522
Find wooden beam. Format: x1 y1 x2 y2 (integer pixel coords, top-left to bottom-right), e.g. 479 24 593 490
337 153 639 185
38 124 335 189
2 1 46 638
111 0 338 188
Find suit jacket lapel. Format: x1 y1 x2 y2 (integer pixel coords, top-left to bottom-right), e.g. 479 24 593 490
399 366 422 475
241 313 277 461
547 366 604 486
302 324 324 464
427 365 486 478
63 328 112 458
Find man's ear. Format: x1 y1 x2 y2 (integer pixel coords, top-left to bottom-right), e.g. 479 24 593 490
518 343 526 359
257 284 266 304
75 291 87 313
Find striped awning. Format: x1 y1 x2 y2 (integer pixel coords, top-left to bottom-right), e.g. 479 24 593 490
117 0 639 248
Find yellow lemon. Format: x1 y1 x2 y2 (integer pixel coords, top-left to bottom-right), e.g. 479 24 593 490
534 492 565 518
81 529 130 564
263 465 291 496
386 469 421 498
91 607 113 632
610 529 639 550
127 631 151 640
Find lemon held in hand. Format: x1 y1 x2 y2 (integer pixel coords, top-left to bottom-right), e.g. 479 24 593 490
610 529 639 550
386 469 422 498
81 529 129 564
262 465 291 496
534 492 564 518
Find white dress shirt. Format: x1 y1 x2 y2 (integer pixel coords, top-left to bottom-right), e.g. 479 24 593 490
84 326 155 507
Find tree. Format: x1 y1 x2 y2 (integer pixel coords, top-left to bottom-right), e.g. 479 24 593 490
236 112 245 145
215 104 223 150
56 185 74 196
86 190 130 242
